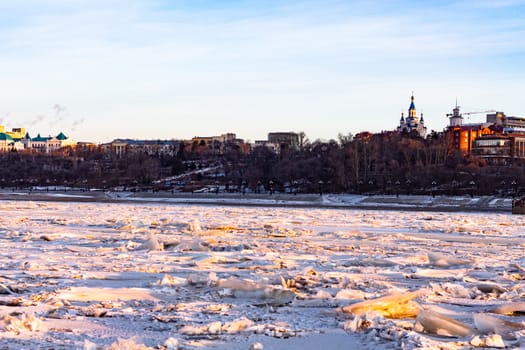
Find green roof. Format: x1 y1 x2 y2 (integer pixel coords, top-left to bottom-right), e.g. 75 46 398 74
56 132 68 140
0 133 14 141
32 133 50 142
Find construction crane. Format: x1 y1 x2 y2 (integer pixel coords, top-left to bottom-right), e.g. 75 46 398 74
446 110 496 118
462 110 496 116
445 102 497 127
445 99 496 119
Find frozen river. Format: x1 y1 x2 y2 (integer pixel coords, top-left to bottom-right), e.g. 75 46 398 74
0 200 524 349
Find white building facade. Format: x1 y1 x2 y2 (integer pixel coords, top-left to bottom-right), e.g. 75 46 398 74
397 95 427 138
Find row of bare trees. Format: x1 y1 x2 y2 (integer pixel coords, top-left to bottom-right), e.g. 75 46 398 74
0 149 175 190
2 131 525 195
231 131 525 195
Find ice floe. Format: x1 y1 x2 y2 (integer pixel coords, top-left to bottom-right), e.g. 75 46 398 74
0 200 523 349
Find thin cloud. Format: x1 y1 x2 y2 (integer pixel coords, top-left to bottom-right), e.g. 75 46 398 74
70 117 85 132
0 1 524 142
31 114 46 126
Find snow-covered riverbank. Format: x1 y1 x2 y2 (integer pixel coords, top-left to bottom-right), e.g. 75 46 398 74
0 190 514 213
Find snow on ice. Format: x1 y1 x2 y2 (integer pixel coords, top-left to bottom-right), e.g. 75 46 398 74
0 200 524 349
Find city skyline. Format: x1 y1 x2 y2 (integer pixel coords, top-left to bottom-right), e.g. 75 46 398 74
1 0 524 143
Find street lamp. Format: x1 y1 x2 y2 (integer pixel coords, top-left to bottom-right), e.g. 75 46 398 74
269 180 274 195
499 180 506 197
318 180 324 196
368 180 373 196
512 180 518 197
452 180 458 196
469 180 476 198
292 180 298 195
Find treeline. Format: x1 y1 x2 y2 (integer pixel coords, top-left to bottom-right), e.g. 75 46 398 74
2 131 525 195
0 148 183 189
220 131 525 196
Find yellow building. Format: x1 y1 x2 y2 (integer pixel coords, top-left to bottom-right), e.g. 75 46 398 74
0 126 26 140
6 127 26 139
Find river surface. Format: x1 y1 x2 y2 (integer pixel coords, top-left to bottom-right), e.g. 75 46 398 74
0 201 524 349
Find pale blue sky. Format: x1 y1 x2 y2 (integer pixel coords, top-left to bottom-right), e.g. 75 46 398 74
1 0 524 143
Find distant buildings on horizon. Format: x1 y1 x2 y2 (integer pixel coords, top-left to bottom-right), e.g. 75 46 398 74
0 125 76 153
100 131 302 157
1 93 525 164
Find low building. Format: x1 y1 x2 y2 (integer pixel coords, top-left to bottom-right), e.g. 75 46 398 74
354 131 373 142
0 133 24 152
102 139 128 157
472 135 512 163
252 140 278 153
445 104 498 155
101 139 180 157
26 132 76 153
447 103 525 160
486 112 525 134
472 134 525 164
189 133 244 155
0 126 28 151
0 124 75 153
75 141 98 151
267 132 299 152
447 124 494 155
191 133 237 145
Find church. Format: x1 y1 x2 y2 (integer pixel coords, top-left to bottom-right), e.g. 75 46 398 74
397 94 427 138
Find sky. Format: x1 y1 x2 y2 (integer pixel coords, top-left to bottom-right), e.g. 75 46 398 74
0 0 524 143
